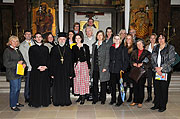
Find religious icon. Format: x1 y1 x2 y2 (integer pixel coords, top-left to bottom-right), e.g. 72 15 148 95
32 2 56 36
80 20 99 31
130 0 154 42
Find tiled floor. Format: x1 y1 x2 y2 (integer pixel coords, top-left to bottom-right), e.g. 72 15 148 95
0 92 180 119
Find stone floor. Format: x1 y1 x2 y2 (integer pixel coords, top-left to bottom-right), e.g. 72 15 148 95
0 92 180 119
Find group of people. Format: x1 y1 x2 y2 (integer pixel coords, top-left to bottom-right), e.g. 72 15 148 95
3 18 175 113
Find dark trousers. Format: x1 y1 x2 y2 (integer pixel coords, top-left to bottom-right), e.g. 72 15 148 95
24 71 30 100
154 72 171 109
133 75 146 104
146 69 153 86
9 78 21 107
93 71 107 102
110 73 122 103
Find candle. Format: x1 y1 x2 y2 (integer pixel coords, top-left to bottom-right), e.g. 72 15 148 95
11 29 12 35
173 28 175 33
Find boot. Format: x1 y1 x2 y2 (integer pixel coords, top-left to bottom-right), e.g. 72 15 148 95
145 86 152 102
124 87 127 101
76 95 82 102
80 95 85 105
127 87 133 102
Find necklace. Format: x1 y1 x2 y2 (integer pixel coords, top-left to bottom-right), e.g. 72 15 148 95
58 45 65 64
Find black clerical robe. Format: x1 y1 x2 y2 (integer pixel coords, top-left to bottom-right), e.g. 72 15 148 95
50 45 73 106
29 44 50 107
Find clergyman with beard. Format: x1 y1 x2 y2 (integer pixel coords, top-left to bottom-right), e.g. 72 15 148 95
50 32 74 106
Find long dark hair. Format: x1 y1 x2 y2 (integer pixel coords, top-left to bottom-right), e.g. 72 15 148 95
44 32 54 43
73 33 84 43
105 27 113 38
158 32 167 42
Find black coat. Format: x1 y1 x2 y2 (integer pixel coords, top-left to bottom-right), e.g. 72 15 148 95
109 44 129 73
29 44 50 107
72 44 91 69
50 45 73 106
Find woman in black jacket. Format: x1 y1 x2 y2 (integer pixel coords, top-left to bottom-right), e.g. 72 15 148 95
109 35 129 106
130 39 151 108
72 33 91 105
151 33 175 112
123 34 135 102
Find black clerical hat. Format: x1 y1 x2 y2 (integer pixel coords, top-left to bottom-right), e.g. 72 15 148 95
58 32 67 38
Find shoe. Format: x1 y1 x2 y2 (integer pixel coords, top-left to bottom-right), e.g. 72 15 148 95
11 107 20 111
145 86 152 102
150 106 159 110
87 94 93 101
76 96 81 102
158 108 166 112
25 99 29 103
127 97 132 102
130 103 136 106
145 98 152 102
101 101 105 105
106 87 111 94
16 103 24 107
28 103 32 107
109 101 115 105
92 101 97 104
137 104 142 108
80 96 85 105
145 96 152 102
115 102 123 107
127 87 133 102
80 100 85 105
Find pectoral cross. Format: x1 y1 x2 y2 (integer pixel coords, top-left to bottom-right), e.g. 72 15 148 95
61 57 64 64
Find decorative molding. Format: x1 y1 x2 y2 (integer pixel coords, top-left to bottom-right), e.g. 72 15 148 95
2 0 14 3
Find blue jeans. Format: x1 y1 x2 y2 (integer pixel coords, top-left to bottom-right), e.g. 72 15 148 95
24 71 30 100
9 78 21 107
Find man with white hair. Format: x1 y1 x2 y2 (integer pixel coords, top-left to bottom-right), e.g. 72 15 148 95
83 26 96 55
129 29 139 43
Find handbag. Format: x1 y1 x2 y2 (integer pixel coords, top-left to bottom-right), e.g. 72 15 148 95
129 67 146 83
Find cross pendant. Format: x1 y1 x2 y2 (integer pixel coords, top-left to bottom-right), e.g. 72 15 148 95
61 58 64 64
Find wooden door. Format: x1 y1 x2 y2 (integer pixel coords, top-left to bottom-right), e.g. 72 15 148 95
0 5 14 72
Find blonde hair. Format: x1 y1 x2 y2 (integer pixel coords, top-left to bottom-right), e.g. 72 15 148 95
6 35 20 46
119 29 126 35
113 35 122 44
119 29 127 40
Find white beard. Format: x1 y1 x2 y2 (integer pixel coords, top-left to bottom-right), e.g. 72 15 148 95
59 43 65 47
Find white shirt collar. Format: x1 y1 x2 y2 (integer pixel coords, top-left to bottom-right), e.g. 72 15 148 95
36 42 42 46
88 36 93 41
95 41 102 46
10 45 18 50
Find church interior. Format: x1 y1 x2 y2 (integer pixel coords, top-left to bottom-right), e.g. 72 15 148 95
0 0 180 118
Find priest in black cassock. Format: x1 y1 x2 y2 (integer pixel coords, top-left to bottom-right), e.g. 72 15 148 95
29 32 50 107
50 32 73 106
